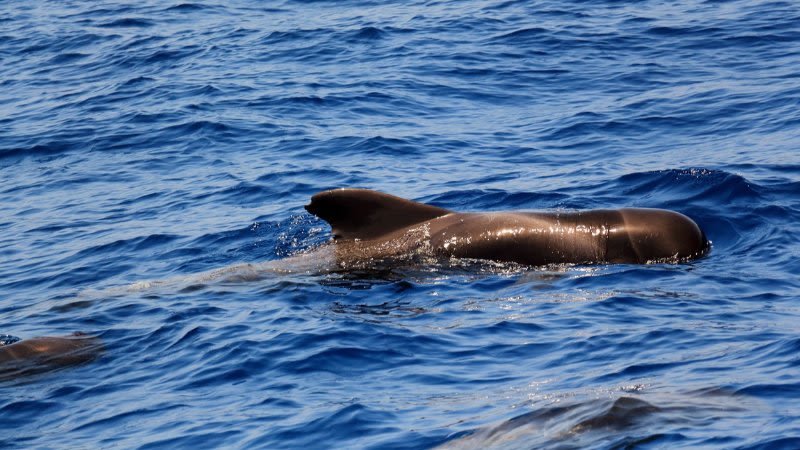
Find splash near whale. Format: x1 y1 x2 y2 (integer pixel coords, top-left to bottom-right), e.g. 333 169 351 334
305 188 710 266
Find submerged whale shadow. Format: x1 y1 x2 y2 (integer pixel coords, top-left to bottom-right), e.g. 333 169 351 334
435 388 750 449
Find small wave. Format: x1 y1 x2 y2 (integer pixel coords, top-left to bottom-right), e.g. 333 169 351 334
612 169 764 205
490 27 551 42
253 403 395 449
429 189 568 210
47 52 89 64
160 119 236 136
97 18 154 28
69 234 182 260
260 28 330 45
348 26 387 42
284 346 412 375
164 3 209 12
734 382 800 398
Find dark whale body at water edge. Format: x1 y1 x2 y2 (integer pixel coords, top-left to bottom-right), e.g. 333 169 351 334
76 188 709 295
305 189 710 266
0 333 102 380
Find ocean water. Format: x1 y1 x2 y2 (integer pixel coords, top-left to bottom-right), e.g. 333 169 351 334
1 0 799 448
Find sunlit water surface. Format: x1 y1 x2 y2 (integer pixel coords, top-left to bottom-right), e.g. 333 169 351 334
1 0 799 448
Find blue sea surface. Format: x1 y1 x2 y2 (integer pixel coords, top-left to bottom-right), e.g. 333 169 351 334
1 0 799 448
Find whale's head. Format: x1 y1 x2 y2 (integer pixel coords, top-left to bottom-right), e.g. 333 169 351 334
609 209 710 263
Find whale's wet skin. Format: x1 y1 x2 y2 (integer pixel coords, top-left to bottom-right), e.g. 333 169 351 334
65 189 708 301
2 0 800 448
305 189 710 266
0 334 102 382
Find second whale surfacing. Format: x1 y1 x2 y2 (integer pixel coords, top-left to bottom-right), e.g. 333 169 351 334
304 188 710 267
0 333 103 381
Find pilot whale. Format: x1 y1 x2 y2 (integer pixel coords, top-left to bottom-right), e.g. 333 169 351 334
304 188 710 266
0 333 102 380
75 188 710 297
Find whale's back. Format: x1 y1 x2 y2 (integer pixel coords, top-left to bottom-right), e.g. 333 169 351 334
305 188 451 240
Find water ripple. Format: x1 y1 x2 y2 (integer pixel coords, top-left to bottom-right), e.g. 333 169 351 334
0 0 799 448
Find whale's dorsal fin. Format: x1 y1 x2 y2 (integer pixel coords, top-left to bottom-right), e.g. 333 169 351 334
305 188 451 240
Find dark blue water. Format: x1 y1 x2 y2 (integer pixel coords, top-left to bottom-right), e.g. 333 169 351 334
1 0 799 448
